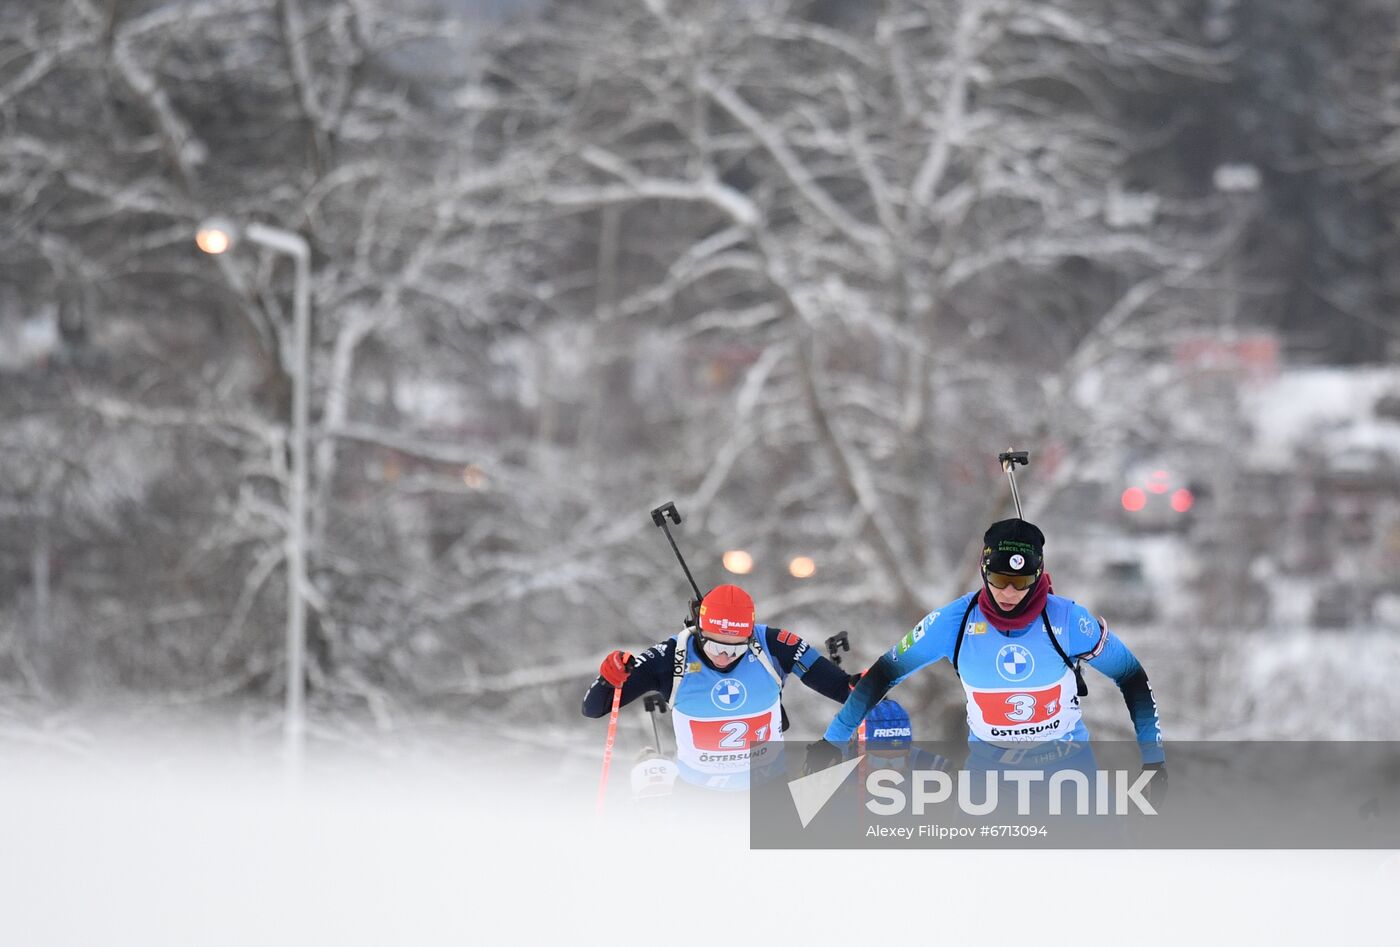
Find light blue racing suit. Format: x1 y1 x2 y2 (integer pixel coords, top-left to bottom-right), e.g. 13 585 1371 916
824 592 1164 766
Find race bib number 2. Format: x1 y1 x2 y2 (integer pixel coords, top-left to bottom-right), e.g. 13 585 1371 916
689 712 774 750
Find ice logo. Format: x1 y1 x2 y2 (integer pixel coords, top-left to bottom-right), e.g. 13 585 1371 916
1009 554 1025 570
996 644 1034 682
711 678 747 710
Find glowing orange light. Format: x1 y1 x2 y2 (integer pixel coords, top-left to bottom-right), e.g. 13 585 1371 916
722 550 754 575
195 227 232 255
788 556 816 579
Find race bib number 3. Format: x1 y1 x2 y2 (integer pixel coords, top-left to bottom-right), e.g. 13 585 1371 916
689 712 775 751
972 684 1063 726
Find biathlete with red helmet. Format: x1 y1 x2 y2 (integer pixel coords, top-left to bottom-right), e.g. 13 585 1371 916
582 584 856 791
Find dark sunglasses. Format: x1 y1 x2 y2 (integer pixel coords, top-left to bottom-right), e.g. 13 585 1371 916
985 571 1037 590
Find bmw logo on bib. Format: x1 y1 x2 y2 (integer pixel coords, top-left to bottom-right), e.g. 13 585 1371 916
711 678 747 710
996 643 1034 682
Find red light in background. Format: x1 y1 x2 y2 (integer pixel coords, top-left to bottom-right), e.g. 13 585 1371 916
1122 487 1147 511
1147 470 1171 494
1171 488 1194 513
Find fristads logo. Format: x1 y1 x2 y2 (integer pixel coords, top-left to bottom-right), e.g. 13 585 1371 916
995 643 1034 682
711 678 747 710
870 726 912 739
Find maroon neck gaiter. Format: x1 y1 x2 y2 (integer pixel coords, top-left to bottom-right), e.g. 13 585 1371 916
977 572 1051 632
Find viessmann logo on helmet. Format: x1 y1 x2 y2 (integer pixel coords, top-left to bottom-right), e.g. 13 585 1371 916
699 600 755 634
708 616 751 632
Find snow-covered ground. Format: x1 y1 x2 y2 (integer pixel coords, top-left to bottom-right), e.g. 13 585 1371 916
2 614 1394 945
0 731 1396 946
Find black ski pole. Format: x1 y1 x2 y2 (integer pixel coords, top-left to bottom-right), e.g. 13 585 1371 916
825 631 866 748
643 693 668 752
825 631 850 667
651 501 704 621
998 449 1031 519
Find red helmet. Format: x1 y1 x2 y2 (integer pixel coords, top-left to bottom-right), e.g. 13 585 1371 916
698 584 756 638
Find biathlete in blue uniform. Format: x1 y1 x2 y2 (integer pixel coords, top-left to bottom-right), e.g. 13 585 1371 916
815 519 1165 799
583 585 855 790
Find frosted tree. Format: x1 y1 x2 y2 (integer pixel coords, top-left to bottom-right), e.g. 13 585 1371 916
0 0 530 727
459 0 1243 731
0 0 1284 746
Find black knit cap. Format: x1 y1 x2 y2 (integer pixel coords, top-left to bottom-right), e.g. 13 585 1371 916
981 518 1045 576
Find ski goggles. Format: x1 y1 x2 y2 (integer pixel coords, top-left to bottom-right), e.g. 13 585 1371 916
701 639 747 662
984 571 1038 590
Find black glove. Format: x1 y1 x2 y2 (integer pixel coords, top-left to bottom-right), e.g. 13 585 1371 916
1140 762 1168 813
803 739 846 776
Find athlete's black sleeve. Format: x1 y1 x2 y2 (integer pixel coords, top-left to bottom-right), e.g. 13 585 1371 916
580 639 674 718
1080 626 1165 765
798 654 857 703
763 627 857 704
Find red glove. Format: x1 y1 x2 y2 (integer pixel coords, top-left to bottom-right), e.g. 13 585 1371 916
599 650 634 688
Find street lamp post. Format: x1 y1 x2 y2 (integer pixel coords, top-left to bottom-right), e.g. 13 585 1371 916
197 218 311 777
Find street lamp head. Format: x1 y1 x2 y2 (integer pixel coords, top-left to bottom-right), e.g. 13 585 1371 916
196 217 240 255
1213 163 1261 194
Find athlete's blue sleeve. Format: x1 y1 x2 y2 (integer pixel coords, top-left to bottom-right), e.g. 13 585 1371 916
821 598 966 743
1081 627 1165 765
1059 600 1106 656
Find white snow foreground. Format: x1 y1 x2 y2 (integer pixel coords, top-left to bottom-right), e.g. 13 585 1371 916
0 736 1395 945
